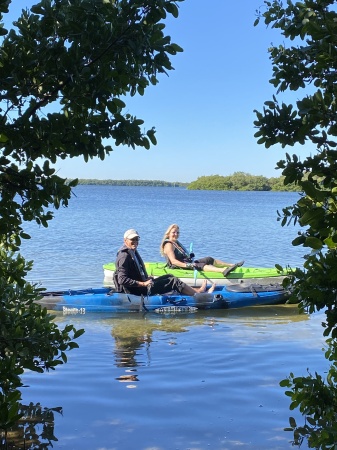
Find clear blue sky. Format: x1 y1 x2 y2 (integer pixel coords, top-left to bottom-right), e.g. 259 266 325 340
12 1 310 182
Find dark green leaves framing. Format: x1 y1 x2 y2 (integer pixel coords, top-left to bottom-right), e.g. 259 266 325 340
0 0 184 438
0 0 183 250
255 1 337 448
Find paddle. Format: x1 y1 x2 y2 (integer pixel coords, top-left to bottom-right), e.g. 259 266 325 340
189 242 198 286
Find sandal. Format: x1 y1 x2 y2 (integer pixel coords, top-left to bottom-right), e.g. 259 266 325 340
222 260 245 277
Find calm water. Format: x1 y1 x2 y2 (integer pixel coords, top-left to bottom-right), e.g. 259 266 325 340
22 186 305 290
19 187 326 450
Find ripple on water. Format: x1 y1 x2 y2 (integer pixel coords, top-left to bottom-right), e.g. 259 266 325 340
20 309 327 450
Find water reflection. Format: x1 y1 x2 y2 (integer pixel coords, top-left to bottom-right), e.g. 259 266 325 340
53 305 309 386
2 402 61 449
55 303 308 327
204 303 309 325
110 313 192 383
19 305 316 450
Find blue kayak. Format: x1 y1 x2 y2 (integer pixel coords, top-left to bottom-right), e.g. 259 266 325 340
37 283 289 315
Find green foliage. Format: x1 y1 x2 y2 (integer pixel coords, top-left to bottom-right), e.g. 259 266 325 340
255 0 337 447
187 172 295 191
280 339 337 449
0 0 183 251
0 0 184 439
67 175 299 190
0 248 84 431
75 178 188 187
269 176 300 192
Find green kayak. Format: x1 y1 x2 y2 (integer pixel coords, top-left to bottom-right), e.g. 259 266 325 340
103 262 291 286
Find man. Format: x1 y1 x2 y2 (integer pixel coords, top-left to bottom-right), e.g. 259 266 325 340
114 229 211 296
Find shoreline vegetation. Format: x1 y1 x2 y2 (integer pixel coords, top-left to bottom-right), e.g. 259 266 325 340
74 172 299 192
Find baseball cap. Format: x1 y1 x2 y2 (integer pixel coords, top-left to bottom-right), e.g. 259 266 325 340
124 229 140 240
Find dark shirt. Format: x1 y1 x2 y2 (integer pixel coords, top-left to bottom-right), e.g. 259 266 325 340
163 239 192 267
114 244 187 296
115 244 148 295
163 239 214 271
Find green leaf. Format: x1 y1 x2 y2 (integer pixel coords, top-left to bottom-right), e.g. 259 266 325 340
299 207 325 227
304 236 323 249
289 417 297 428
292 235 306 246
165 2 179 18
0 0 185 422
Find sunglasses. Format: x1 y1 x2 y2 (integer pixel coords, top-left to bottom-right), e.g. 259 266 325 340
129 237 140 242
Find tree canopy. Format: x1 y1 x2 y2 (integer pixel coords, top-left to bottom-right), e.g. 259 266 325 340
187 172 298 191
0 0 183 251
64 173 301 190
255 0 337 447
0 0 184 440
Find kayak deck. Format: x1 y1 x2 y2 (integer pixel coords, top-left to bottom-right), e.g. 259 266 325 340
103 262 291 286
36 284 289 315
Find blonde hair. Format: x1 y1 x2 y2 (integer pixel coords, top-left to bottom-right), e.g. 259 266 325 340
160 224 180 256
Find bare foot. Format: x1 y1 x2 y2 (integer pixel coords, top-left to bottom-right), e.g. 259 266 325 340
196 279 207 293
207 283 216 293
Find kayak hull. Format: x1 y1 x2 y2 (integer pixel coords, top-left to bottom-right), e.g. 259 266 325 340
37 284 289 315
103 262 290 286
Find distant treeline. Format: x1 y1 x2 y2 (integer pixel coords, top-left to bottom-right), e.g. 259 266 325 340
75 179 188 187
73 173 300 191
187 173 300 192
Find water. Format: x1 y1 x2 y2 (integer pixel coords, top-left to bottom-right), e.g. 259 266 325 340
22 186 304 290
18 186 326 450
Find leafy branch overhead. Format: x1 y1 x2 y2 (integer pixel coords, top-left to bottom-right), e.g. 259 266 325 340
0 0 184 437
255 1 337 448
0 0 183 250
254 0 337 308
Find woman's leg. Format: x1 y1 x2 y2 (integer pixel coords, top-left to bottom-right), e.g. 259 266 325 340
213 259 244 268
203 261 244 272
213 259 235 267
196 257 233 268
202 264 227 273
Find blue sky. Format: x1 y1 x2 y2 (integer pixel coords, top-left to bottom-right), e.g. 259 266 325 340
10 1 311 182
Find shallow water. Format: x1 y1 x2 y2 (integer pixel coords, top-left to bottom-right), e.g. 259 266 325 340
18 187 326 449
21 306 326 450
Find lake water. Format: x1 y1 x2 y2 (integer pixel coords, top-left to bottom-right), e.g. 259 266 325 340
19 186 327 450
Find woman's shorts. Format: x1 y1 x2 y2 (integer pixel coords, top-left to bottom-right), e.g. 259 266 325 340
193 256 214 270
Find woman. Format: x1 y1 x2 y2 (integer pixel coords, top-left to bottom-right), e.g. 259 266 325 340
160 224 244 277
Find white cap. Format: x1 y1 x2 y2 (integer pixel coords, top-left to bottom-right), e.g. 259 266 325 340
124 229 140 240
